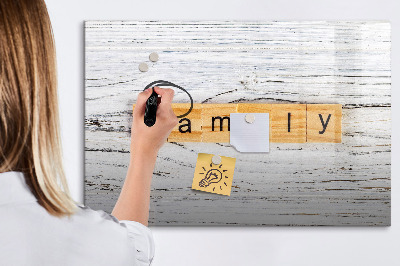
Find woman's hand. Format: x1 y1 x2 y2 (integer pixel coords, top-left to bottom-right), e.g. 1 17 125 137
112 87 178 225
130 87 178 157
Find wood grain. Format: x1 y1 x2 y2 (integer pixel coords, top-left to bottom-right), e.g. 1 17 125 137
85 21 391 226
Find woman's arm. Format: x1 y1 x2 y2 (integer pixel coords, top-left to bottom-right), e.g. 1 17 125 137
112 87 178 226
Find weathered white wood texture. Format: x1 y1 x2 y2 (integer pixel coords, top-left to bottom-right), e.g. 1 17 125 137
85 21 391 226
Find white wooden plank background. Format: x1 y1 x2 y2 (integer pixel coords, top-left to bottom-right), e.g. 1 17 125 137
84 21 391 226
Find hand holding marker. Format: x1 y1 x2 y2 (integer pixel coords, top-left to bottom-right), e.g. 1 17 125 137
114 84 180 225
143 80 193 127
140 51 193 127
132 86 178 155
144 87 159 127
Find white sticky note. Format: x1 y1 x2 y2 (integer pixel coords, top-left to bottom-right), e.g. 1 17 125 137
230 113 269 153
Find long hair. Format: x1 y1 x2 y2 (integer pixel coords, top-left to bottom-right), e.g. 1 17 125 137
0 0 76 216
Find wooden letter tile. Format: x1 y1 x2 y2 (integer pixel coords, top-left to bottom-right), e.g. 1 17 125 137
306 104 342 143
202 104 237 143
270 104 307 143
168 103 203 142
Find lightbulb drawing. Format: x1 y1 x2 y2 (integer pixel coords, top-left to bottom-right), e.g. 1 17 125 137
199 169 222 187
192 153 236 196
198 163 229 192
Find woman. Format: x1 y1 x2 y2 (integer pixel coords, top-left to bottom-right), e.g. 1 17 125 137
0 0 178 265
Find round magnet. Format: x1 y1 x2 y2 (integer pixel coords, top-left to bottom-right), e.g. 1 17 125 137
212 155 222 165
245 113 255 124
138 62 148 72
149 52 159 62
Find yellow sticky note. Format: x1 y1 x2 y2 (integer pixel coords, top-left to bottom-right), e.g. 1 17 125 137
192 153 236 196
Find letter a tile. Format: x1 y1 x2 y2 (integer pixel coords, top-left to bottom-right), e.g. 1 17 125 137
168 103 203 142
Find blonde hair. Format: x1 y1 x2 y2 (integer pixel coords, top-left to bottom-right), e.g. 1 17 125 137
0 0 76 216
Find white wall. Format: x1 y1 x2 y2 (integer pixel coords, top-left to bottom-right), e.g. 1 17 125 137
45 0 399 265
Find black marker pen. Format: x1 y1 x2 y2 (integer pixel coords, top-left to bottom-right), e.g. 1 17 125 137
144 87 159 127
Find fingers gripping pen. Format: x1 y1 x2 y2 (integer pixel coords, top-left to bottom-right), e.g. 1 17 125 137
144 87 159 127
142 80 193 127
